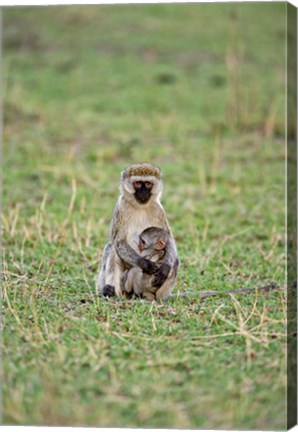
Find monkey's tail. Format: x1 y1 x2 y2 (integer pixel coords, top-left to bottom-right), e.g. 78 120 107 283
177 282 287 300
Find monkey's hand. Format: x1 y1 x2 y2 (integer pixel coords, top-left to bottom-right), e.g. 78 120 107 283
152 263 171 288
138 257 159 274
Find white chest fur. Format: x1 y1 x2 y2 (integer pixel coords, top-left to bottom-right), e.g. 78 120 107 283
126 208 155 251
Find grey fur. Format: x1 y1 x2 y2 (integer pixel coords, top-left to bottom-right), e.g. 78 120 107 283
97 163 179 300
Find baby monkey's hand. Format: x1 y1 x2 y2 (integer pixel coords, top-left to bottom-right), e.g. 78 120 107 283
138 257 159 274
152 263 171 288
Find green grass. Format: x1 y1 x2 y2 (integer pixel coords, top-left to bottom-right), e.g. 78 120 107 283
2 3 287 429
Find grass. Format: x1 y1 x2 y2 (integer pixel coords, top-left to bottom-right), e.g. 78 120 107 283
2 3 287 429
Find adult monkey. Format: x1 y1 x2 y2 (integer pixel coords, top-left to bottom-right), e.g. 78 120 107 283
97 163 179 301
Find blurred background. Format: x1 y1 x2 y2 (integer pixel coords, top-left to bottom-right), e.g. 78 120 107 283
3 3 287 428
3 2 286 262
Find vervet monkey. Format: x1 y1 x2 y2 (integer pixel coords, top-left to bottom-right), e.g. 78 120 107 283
97 163 179 301
124 227 170 301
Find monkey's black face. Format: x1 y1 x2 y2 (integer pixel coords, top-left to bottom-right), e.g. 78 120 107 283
133 181 153 204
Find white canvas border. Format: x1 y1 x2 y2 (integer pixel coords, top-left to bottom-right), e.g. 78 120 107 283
0 0 297 7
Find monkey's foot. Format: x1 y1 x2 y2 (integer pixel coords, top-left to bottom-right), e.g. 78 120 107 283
102 284 115 297
123 290 134 299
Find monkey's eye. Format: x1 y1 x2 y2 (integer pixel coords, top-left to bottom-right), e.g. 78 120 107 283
133 181 142 189
144 181 153 190
139 237 146 251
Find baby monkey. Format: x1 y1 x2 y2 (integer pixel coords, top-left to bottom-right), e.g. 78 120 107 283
124 227 170 301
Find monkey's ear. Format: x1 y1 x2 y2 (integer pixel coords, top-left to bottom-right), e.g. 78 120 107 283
155 240 166 250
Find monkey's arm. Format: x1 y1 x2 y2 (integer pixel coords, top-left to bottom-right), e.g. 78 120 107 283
116 240 159 274
152 237 179 288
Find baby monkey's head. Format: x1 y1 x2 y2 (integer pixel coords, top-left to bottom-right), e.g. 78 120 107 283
138 226 169 254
